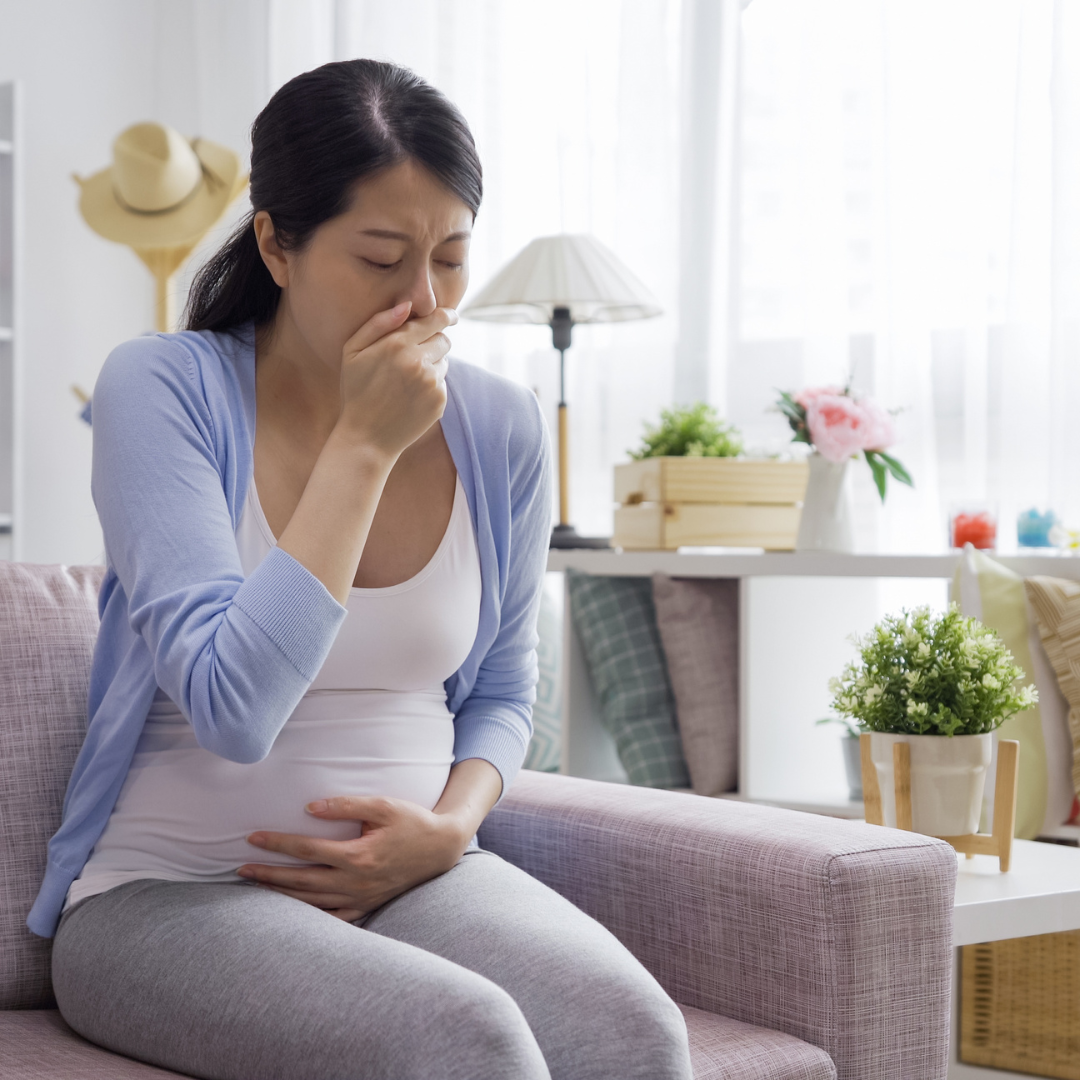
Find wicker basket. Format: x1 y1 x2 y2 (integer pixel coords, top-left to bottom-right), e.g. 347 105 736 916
960 929 1080 1079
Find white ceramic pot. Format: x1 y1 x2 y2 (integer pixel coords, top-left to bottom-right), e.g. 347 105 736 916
795 453 855 553
841 735 863 801
870 732 993 836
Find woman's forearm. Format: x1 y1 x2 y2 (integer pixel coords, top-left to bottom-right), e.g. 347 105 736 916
275 428 395 607
433 758 504 847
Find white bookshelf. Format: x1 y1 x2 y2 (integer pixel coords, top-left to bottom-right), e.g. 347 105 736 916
548 549 1080 819
0 82 18 563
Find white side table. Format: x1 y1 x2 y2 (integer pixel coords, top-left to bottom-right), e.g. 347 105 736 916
949 841 1080 1078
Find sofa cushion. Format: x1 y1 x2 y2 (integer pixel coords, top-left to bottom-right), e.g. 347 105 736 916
0 1011 192 1077
3 1007 834 1080
1025 575 1080 821
0 563 105 1009
680 1004 836 1080
566 570 690 788
653 574 740 796
523 581 562 773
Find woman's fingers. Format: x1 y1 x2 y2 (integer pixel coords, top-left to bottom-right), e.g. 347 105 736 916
330 909 367 924
236 861 341 889
342 304 456 359
244 830 348 867
305 795 401 822
342 300 414 355
254 882 362 909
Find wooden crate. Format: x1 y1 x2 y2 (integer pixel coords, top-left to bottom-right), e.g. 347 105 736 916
612 458 808 551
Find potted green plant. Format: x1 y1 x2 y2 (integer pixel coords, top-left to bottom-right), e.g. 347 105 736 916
829 605 1037 835
629 403 744 460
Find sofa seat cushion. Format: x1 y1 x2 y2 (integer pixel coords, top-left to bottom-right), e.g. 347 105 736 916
0 1010 193 1077
5 1006 835 1080
680 1004 837 1080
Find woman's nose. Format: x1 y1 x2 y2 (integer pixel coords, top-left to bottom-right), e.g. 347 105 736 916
401 263 437 319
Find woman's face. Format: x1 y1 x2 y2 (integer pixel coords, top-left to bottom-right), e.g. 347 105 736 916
259 158 473 372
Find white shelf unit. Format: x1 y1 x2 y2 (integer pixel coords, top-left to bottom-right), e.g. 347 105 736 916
548 550 1080 815
0 82 18 564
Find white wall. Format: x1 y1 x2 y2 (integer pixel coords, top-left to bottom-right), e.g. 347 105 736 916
0 0 269 564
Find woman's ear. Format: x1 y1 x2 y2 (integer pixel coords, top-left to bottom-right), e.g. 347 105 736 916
253 211 290 289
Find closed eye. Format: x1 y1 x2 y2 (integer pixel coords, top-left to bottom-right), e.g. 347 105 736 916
363 259 401 271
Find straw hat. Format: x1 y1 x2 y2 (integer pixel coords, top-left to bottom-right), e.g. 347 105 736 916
76 121 244 248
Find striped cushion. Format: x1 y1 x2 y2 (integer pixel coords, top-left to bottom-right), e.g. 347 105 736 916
1024 576 1080 816
523 583 561 773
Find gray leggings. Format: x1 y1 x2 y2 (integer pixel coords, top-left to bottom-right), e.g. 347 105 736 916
52 848 693 1080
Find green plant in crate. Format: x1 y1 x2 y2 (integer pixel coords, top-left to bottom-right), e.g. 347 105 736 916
629 403 743 460
829 605 1037 737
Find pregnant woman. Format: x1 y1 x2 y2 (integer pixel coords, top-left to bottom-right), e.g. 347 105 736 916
29 60 692 1080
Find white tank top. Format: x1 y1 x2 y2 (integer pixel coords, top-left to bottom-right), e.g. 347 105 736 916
66 475 481 910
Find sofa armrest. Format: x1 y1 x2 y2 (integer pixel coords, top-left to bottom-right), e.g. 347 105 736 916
478 770 957 1080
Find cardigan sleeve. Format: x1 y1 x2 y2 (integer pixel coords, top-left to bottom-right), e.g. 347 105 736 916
91 336 347 764
450 389 553 798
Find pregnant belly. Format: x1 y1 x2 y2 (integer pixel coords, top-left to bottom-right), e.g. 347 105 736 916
84 691 456 880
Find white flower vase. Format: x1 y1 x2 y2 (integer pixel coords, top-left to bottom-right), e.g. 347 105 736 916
870 732 993 835
795 452 855 553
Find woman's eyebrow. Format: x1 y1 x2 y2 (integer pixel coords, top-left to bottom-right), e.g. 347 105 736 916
359 228 471 243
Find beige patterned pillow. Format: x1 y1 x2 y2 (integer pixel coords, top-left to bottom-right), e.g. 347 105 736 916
652 574 739 796
1023 576 1080 808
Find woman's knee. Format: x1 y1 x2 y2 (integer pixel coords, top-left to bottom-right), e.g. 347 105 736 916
426 972 551 1080
548 964 693 1080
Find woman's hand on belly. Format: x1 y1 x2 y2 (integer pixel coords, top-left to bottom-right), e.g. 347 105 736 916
237 758 503 921
237 794 470 922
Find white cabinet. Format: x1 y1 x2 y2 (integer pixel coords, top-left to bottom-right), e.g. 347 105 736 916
0 82 19 563
548 550 1080 815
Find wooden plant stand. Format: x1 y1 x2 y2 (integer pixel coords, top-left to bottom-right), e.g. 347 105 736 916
860 733 1020 872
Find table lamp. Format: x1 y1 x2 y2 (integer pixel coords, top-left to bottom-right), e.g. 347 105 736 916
462 233 662 548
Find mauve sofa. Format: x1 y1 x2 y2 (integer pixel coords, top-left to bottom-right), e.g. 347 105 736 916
0 562 958 1079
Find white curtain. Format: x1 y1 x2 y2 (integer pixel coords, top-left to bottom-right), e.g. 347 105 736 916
736 0 1080 553
264 0 1078 553
267 0 741 539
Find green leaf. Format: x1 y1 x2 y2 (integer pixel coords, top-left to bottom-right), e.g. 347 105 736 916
865 450 888 502
775 390 809 440
877 451 913 487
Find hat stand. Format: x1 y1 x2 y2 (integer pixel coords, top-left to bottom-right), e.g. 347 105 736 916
860 733 1020 872
73 159 248 333
134 244 198 332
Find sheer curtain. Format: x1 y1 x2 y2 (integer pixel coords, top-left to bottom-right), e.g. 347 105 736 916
262 0 1078 552
736 0 1080 553
267 0 742 539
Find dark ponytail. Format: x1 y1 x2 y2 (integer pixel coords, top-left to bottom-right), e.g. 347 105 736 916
185 59 483 332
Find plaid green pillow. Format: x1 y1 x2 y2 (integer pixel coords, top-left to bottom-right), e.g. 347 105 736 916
567 570 690 788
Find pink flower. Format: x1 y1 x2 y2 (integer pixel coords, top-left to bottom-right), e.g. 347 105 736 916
795 385 845 410
805 394 872 463
859 397 896 451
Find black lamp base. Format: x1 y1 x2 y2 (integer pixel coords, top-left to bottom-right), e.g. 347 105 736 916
550 524 612 550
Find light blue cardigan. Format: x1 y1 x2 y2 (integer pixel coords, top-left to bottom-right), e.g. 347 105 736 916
28 324 552 938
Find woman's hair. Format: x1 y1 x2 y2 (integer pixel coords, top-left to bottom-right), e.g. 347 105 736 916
185 59 482 332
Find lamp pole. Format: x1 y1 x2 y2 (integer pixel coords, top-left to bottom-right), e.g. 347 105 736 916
551 306 572 530
548 306 610 549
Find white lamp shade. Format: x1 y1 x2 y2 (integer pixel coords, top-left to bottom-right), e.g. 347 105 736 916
461 233 663 324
